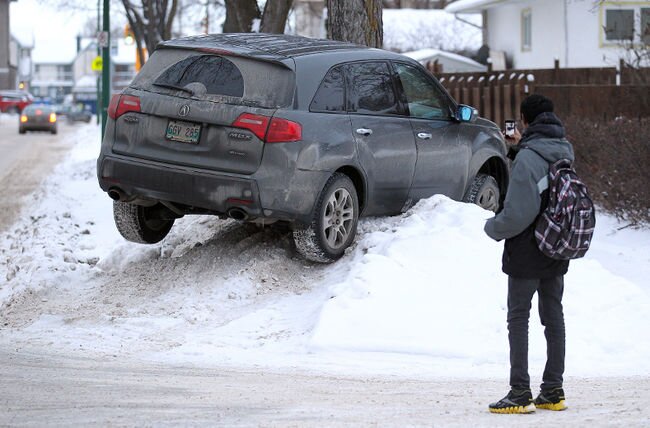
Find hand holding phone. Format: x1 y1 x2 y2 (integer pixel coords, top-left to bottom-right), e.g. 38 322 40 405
503 119 521 146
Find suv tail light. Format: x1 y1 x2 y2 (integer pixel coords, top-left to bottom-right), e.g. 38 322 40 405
266 117 302 143
232 113 270 140
108 94 141 119
232 113 302 143
49 112 57 123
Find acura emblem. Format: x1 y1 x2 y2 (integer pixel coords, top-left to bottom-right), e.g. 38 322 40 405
179 105 190 117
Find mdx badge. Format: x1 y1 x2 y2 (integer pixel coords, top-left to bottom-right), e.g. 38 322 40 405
228 131 253 141
179 105 190 117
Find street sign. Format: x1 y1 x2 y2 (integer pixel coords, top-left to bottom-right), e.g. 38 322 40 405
91 56 103 72
97 31 109 48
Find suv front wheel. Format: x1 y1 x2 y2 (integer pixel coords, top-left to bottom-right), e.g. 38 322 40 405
463 173 500 212
113 201 175 244
294 173 359 263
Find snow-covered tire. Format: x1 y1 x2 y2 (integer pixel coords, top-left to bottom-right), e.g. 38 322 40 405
463 173 500 212
113 201 174 244
293 173 359 263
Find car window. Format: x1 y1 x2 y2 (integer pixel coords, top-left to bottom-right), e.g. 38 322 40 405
345 62 400 115
154 55 244 98
23 106 51 114
394 62 452 120
133 50 295 108
310 66 345 112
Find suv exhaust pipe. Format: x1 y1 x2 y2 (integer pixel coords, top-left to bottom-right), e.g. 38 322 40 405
108 188 136 203
227 207 249 221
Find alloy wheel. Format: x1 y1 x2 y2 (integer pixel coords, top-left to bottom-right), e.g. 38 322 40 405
322 188 354 249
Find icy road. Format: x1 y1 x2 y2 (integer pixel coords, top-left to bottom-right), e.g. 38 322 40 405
1 121 649 426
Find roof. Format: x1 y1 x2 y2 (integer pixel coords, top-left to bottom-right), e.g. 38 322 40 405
383 8 482 53
11 33 34 49
112 39 137 65
445 0 519 14
158 33 367 60
403 48 485 67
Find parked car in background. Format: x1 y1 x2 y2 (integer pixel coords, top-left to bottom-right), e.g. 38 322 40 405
0 91 33 114
97 34 509 262
55 103 92 123
19 105 58 134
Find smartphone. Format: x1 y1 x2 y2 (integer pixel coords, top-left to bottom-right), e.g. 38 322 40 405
505 119 516 137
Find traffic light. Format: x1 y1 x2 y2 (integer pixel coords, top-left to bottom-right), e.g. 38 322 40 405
18 81 25 90
124 24 135 45
135 48 148 72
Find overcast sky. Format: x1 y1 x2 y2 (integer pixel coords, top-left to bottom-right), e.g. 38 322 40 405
10 0 99 62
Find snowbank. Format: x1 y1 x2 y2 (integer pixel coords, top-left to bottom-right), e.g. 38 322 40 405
1 123 649 380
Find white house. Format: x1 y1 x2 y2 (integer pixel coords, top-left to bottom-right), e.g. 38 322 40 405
446 0 650 69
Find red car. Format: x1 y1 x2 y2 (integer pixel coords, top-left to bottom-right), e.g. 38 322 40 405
0 91 33 114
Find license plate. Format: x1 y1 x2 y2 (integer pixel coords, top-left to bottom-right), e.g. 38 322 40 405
165 120 201 144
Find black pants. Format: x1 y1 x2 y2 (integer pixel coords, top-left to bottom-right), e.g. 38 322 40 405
508 275 565 391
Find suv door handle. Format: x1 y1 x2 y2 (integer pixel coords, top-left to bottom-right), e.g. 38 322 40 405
417 132 432 140
356 128 373 136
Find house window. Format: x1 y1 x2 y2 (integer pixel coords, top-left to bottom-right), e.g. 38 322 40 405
642 8 650 44
521 8 532 51
605 9 634 41
601 5 650 46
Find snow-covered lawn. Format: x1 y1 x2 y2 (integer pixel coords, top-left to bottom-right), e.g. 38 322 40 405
1 123 649 380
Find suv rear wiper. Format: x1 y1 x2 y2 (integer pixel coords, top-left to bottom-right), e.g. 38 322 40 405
152 82 195 96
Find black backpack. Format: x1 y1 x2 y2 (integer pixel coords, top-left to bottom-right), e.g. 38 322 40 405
528 150 596 260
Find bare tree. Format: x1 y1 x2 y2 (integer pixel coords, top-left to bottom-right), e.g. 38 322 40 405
121 0 179 69
327 0 383 48
260 0 294 33
223 0 260 32
223 0 294 33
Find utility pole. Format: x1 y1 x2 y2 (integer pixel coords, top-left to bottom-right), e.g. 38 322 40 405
96 0 101 125
101 0 110 137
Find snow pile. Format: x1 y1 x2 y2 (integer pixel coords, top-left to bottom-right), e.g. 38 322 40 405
1 123 650 379
383 9 482 53
310 196 650 376
0 125 113 304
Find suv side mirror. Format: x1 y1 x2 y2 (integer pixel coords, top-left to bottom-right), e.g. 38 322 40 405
457 105 478 123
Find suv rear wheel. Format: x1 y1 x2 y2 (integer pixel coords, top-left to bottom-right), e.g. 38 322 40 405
463 173 500 212
113 201 175 244
294 173 359 263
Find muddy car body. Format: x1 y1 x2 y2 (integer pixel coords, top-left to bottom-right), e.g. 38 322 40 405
97 34 508 262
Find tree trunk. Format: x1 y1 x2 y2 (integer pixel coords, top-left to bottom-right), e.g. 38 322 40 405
260 0 294 34
327 0 383 48
121 0 178 64
223 0 261 33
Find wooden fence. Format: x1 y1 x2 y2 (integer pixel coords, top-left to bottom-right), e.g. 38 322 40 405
428 60 650 123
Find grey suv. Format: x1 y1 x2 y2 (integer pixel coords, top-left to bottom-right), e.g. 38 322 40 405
97 34 509 262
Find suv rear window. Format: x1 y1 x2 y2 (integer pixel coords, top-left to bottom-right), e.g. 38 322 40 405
154 55 244 98
131 49 295 108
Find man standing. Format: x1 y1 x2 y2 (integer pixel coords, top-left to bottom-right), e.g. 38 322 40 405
484 94 572 414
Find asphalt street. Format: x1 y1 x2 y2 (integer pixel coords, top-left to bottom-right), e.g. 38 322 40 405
0 112 81 231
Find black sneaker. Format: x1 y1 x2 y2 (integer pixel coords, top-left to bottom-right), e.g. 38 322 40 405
534 388 567 411
488 389 536 414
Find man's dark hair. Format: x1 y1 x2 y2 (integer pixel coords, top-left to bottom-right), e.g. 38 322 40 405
520 94 554 124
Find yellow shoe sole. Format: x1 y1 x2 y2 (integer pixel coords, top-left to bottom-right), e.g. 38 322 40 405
535 400 567 411
489 404 536 414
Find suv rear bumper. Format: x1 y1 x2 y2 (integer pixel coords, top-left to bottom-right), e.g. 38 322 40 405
98 155 264 218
